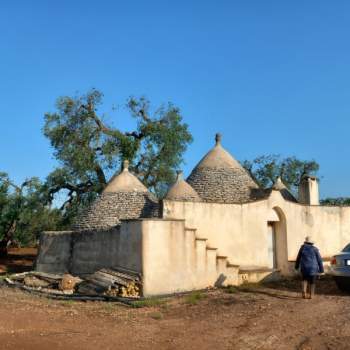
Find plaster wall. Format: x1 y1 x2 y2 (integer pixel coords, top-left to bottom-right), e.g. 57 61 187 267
139 219 195 295
163 198 271 268
163 191 350 274
135 219 224 296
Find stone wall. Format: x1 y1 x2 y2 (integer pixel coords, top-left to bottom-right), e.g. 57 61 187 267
35 231 73 273
70 228 121 275
35 228 122 275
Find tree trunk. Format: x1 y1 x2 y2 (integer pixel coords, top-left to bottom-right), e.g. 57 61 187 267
0 220 17 258
0 240 9 257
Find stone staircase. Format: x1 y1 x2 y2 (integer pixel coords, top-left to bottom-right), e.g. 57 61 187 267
183 227 277 289
185 227 239 288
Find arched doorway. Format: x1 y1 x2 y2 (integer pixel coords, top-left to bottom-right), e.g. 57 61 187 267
267 207 288 273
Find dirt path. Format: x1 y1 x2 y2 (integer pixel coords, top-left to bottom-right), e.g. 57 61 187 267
0 278 349 350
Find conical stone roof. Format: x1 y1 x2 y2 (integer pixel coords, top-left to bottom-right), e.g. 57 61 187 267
272 176 287 191
103 162 148 193
272 176 298 202
165 171 201 202
73 161 159 231
187 134 261 203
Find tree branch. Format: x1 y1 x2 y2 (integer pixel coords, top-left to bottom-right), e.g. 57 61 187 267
95 165 107 185
47 180 94 205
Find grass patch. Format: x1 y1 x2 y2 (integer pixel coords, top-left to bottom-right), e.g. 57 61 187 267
237 282 261 292
59 300 75 307
225 285 238 294
131 297 166 308
149 311 163 320
184 291 206 305
0 274 10 281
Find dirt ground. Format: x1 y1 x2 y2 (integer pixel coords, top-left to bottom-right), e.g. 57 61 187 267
0 278 349 350
0 249 350 350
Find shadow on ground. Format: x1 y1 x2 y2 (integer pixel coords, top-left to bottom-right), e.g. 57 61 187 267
239 276 350 299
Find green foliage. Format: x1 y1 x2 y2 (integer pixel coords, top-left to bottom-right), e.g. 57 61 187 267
43 89 193 224
131 297 166 308
320 197 350 206
242 155 319 195
225 285 238 294
0 173 62 247
184 291 206 305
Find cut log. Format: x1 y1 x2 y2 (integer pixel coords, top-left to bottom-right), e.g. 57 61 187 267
59 274 82 291
23 276 51 288
100 267 141 281
77 268 142 297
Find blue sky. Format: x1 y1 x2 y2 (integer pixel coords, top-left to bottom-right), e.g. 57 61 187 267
1 1 350 198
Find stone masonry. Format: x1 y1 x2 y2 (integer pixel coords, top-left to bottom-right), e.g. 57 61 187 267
72 191 159 230
187 166 260 203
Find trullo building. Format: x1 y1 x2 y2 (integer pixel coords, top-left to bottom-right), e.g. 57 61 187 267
36 134 350 296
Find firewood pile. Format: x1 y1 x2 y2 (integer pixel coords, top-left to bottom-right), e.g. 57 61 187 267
7 272 82 294
5 267 142 299
77 268 141 298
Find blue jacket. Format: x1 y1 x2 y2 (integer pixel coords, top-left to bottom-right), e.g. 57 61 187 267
295 243 324 276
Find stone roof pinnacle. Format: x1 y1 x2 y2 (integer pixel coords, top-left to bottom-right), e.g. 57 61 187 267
176 170 184 181
272 176 286 191
123 160 129 172
215 133 222 146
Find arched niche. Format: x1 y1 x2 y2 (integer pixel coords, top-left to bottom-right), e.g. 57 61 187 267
267 207 288 274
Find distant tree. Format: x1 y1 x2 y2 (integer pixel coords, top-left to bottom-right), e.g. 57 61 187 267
320 197 350 206
0 173 62 256
43 89 193 224
242 155 320 195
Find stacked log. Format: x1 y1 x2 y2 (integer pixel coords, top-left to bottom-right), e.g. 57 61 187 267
10 272 62 289
7 267 142 298
23 276 51 288
77 267 141 298
59 274 82 293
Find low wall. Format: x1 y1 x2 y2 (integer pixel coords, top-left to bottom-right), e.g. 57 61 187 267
35 231 73 273
35 228 122 275
140 219 191 296
70 228 120 275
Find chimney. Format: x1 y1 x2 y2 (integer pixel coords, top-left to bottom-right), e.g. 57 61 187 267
298 175 319 205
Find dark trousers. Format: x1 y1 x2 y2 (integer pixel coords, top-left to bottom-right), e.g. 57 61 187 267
301 274 316 298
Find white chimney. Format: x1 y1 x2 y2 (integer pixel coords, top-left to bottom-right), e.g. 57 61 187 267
299 175 319 205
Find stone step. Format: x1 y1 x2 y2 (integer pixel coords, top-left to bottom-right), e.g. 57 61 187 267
238 266 277 284
184 228 196 273
205 247 218 275
224 263 240 286
195 238 207 273
216 255 228 274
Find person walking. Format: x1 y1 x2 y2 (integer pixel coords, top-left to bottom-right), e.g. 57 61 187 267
295 236 324 299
